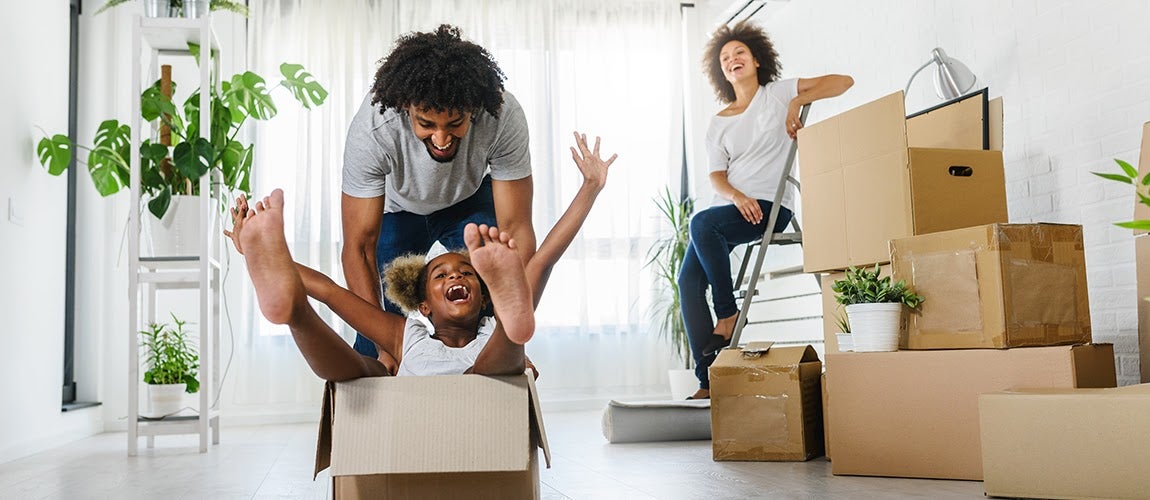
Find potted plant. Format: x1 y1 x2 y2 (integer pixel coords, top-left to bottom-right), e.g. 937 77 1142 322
36 46 327 254
1092 158 1150 231
646 187 695 397
831 265 924 352
94 0 249 18
139 314 199 418
833 313 853 352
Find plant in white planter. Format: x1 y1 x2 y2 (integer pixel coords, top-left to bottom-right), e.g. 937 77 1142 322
646 187 696 398
833 313 853 352
139 314 199 418
831 265 924 352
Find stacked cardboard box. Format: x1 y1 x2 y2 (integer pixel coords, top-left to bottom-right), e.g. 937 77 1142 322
799 90 1119 482
708 342 823 462
1137 122 1150 383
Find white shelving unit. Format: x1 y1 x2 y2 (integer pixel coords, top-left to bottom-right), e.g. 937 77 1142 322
127 14 222 455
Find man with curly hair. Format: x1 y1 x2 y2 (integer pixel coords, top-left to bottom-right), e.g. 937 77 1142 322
341 25 536 364
680 21 853 399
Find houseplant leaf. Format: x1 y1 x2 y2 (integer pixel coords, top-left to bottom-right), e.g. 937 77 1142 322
225 71 276 121
148 185 172 220
141 80 177 122
36 134 72 176
1093 172 1133 185
280 63 329 109
173 137 213 180
87 120 131 196
1116 158 1139 179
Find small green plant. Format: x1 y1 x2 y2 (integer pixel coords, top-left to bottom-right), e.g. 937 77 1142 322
646 187 695 369
139 314 200 393
1092 158 1150 231
834 313 850 334
832 265 924 309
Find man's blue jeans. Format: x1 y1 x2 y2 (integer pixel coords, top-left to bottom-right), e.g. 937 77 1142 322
352 176 498 358
677 200 792 389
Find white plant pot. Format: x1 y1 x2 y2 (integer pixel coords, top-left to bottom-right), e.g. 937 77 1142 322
144 195 204 258
146 383 187 418
183 0 209 18
668 368 698 400
845 303 902 352
142 0 174 17
835 332 853 352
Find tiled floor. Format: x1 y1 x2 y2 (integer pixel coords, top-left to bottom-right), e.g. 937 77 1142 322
0 410 985 499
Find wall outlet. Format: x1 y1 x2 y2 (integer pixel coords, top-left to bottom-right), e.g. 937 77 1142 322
8 197 25 227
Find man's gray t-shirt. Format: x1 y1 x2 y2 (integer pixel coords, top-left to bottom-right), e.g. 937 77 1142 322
341 91 532 215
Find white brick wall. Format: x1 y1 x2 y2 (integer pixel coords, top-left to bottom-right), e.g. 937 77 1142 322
723 0 1150 385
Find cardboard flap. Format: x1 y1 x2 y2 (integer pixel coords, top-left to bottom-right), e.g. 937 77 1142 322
742 341 774 354
525 371 552 468
737 344 818 367
313 381 335 480
329 375 532 476
906 88 989 150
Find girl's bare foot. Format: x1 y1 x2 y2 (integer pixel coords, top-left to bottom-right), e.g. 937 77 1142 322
239 189 306 325
464 223 535 344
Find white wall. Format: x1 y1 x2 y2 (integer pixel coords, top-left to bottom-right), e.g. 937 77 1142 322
0 1 104 464
0 3 249 463
691 0 1149 384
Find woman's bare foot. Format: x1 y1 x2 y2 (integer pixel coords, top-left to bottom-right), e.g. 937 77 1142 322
238 189 306 325
688 388 710 400
464 223 535 344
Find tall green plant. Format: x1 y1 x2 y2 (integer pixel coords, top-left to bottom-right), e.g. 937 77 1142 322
1092 158 1150 230
139 314 200 393
36 43 327 219
646 187 694 369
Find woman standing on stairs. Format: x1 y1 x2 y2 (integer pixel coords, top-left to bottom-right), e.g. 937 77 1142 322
679 21 852 400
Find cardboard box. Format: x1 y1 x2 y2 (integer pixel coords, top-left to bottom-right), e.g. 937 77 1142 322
821 265 892 353
1135 121 1150 231
821 372 831 461
906 89 1003 151
825 344 1116 480
709 342 823 461
797 91 1009 274
1139 235 1150 382
980 384 1150 499
890 223 1091 349
314 375 551 499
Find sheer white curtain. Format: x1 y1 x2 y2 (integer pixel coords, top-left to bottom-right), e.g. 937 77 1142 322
233 0 681 415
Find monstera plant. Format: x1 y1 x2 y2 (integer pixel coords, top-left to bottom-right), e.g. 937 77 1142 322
37 43 327 219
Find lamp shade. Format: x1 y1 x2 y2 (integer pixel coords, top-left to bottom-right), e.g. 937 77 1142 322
930 48 977 99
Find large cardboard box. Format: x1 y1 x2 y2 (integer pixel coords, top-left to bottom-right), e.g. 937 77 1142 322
1139 235 1150 383
797 91 1009 273
709 342 823 461
890 223 1091 349
980 384 1150 499
825 344 1116 480
314 375 551 499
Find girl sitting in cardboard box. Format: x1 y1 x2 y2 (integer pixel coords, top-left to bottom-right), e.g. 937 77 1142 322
226 132 616 380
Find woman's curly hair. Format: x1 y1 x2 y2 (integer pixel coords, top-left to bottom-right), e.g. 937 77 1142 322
382 250 489 315
702 21 782 104
369 24 507 119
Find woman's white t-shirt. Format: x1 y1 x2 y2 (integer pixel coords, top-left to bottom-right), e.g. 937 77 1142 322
704 79 800 209
395 315 496 376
